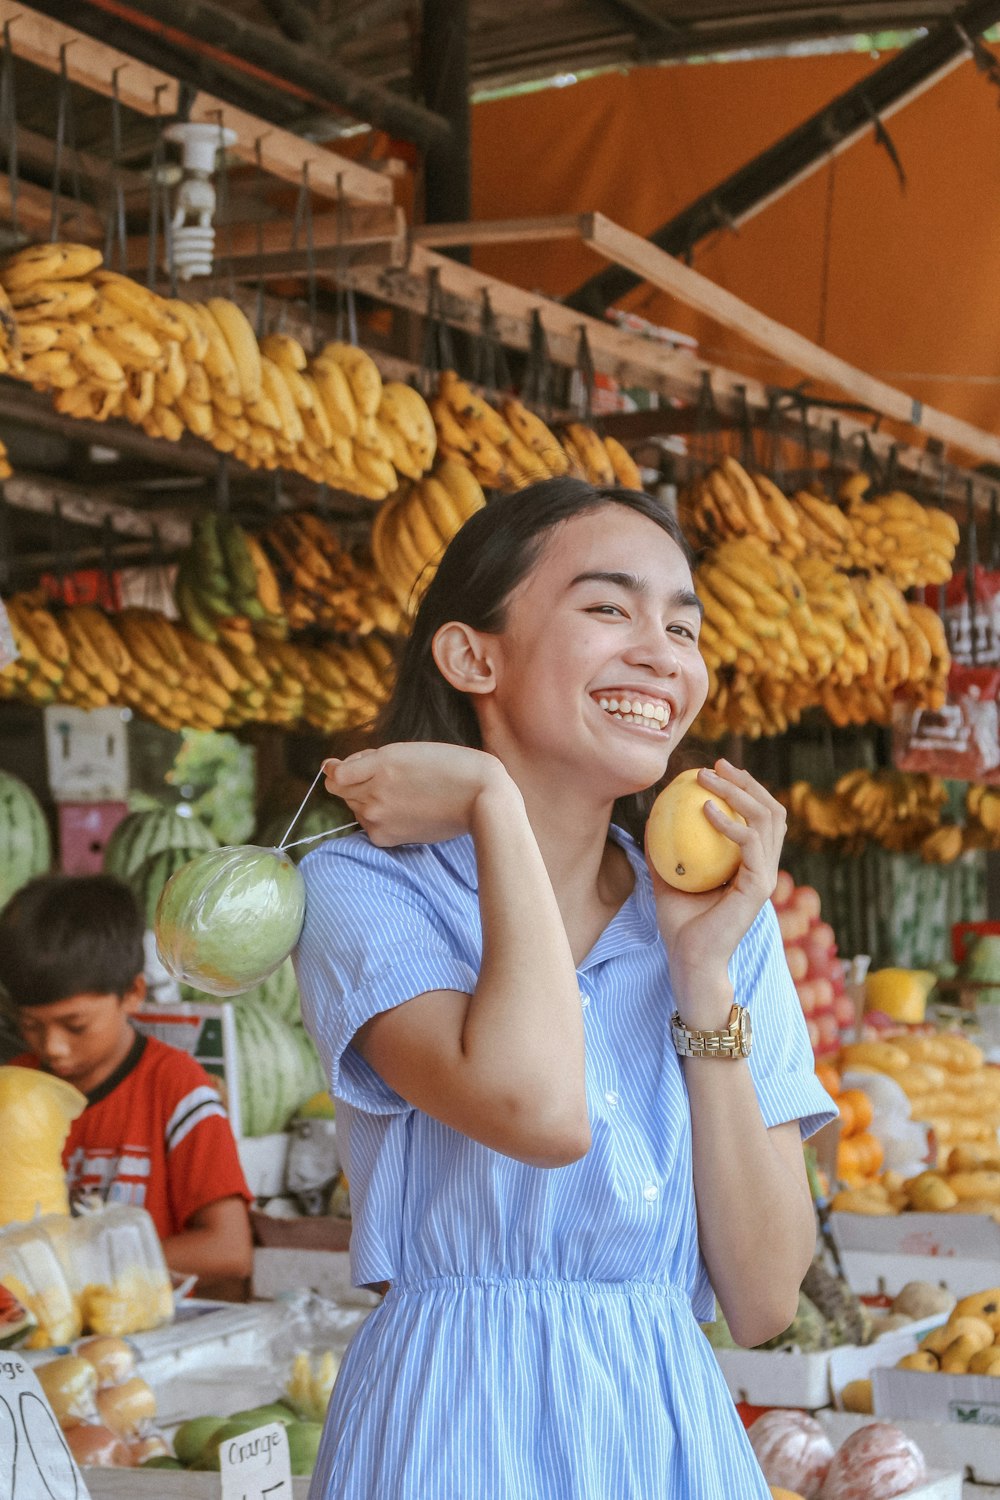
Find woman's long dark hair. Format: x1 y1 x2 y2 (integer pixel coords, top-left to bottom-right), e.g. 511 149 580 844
375 477 693 838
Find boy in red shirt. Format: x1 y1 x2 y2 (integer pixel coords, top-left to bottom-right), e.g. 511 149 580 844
0 873 253 1297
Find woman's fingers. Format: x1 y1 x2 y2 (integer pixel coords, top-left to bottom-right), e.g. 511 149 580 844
323 751 378 791
698 763 783 822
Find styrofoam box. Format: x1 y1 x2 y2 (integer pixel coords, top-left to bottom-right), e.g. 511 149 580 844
831 1211 1000 1260
252 1247 380 1308
874 1366 1000 1438
822 1409 1000 1488
76 1476 311 1498
712 1319 942 1411
238 1132 291 1198
838 1249 1000 1301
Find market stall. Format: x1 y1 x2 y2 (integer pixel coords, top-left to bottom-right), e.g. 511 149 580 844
1 3 999 1497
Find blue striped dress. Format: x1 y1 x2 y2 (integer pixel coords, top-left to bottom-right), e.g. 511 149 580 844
294 825 836 1499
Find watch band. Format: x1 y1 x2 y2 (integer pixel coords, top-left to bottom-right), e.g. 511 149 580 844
670 1002 752 1059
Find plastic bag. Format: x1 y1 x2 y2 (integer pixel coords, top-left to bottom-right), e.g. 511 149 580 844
154 845 306 996
271 1290 378 1424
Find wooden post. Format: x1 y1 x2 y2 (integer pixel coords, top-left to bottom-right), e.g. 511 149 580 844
417 0 471 253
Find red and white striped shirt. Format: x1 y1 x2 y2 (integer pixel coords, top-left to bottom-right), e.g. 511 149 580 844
13 1032 251 1238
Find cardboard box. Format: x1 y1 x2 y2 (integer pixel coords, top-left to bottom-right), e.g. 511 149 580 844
251 1209 351 1252
44 703 129 801
831 1211 1000 1260
829 1320 945 1408
133 1002 242 1139
57 799 128 873
822 1408 1000 1487
713 1320 941 1412
874 1365 1000 1436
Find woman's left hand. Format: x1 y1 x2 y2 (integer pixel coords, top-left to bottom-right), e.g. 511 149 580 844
647 760 786 1007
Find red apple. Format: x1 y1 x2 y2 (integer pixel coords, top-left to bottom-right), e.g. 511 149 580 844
803 926 837 973
792 885 823 923
784 945 809 983
797 980 819 1016
777 907 810 944
816 1010 840 1050
834 994 858 1029
810 977 835 1008
772 871 796 910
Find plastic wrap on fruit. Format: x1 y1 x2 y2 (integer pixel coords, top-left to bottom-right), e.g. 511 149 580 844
285 1350 340 1423
154 844 307 995
0 1066 86 1226
0 1222 83 1348
36 1354 100 1426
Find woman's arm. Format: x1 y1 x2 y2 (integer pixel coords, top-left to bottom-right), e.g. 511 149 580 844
326 745 591 1167
680 979 816 1348
652 762 817 1347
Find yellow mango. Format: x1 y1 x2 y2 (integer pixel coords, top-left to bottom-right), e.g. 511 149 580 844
896 1350 938 1372
646 769 745 893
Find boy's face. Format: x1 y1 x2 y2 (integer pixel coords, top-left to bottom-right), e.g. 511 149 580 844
18 980 145 1096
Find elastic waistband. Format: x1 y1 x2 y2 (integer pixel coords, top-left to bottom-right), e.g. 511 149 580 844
387 1275 690 1305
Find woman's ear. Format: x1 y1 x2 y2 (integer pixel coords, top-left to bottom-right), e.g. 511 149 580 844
431 621 496 696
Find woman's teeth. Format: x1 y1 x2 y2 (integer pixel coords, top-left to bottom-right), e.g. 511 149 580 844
597 696 670 732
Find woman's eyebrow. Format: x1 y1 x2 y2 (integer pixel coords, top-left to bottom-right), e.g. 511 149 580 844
568 572 703 616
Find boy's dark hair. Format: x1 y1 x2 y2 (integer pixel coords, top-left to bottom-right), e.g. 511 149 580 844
376 478 693 837
0 873 145 1008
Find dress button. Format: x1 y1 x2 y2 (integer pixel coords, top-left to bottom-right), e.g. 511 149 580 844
604 1091 619 1108
580 990 590 1009
642 1182 659 1203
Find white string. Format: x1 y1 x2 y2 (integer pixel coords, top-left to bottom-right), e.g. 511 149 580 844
277 768 328 852
279 821 360 852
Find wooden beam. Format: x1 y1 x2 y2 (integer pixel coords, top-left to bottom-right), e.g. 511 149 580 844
579 211 1000 469
0 175 102 243
412 215 587 248
3 474 192 547
342 241 1000 504
126 203 406 273
0 2 392 205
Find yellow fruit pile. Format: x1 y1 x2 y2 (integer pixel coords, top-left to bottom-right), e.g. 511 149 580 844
0 593 391 734
682 461 958 589
836 1033 1000 1159
692 520 951 739
371 459 487 615
430 370 642 492
780 771 952 857
259 511 403 637
0 241 439 500
964 785 1000 850
896 1287 1000 1376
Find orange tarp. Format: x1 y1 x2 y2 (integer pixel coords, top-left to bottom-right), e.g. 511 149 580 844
470 48 1000 437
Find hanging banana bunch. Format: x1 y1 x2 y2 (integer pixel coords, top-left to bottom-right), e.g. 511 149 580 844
174 513 288 646
371 460 486 615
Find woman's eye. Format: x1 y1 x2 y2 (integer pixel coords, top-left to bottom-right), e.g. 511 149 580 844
668 623 697 640
587 604 626 617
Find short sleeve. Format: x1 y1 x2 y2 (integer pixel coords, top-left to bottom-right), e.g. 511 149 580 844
735 903 838 1140
293 837 480 1116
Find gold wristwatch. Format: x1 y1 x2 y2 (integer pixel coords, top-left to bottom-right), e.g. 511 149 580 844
670 1003 752 1059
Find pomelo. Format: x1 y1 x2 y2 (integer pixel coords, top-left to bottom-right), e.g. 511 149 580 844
155 845 306 997
647 768 745 893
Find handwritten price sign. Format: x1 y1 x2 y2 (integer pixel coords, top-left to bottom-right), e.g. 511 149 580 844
220 1421 293 1500
0 1354 89 1500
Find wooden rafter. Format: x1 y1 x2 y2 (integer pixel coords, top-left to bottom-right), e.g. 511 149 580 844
0 1 392 206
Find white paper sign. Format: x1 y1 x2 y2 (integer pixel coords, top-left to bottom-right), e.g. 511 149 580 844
219 1421 293 1500
0 1353 90 1500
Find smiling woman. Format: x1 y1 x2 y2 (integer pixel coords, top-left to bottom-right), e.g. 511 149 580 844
292 477 836 1500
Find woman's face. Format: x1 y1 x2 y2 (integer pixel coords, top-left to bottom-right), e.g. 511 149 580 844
477 505 709 800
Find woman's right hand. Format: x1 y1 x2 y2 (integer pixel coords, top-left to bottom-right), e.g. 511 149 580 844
322 742 519 847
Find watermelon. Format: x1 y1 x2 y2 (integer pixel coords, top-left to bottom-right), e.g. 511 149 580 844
103 807 218 882
155 845 306 997
0 771 51 908
129 846 198 930
233 997 326 1135
257 799 354 863
230 957 302 1024
0 1280 35 1349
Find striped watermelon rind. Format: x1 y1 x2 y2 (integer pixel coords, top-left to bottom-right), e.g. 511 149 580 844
256 799 353 864
0 771 51 908
233 998 325 1136
129 846 199 930
103 807 218 882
